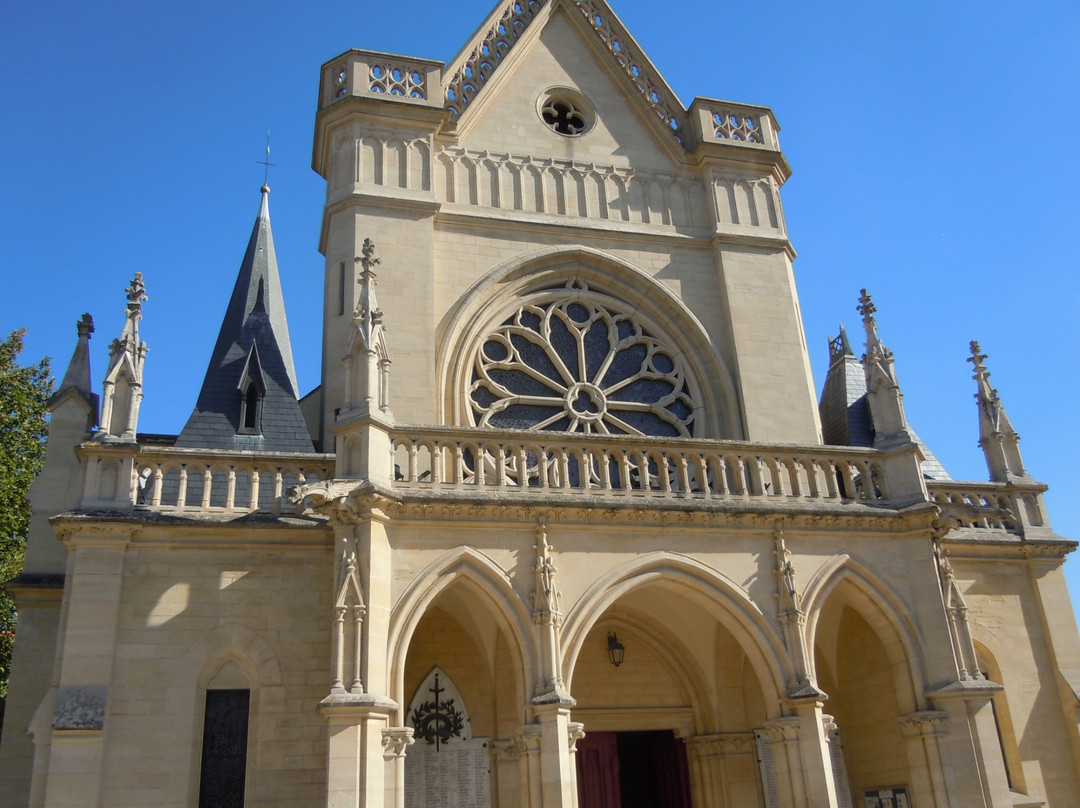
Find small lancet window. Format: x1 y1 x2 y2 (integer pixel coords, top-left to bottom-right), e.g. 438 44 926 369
198 688 250 807
240 383 262 432
236 344 267 435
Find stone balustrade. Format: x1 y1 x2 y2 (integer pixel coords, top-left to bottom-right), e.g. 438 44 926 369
77 432 1052 528
320 49 444 110
926 481 1048 534
392 426 888 504
132 447 335 514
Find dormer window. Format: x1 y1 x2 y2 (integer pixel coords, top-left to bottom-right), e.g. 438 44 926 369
236 344 267 435
240 382 262 433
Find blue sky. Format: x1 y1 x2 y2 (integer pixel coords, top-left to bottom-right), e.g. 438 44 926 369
3 1 1080 609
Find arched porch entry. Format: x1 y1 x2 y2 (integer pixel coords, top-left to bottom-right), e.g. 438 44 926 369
563 555 788 808
389 548 535 808
805 559 934 808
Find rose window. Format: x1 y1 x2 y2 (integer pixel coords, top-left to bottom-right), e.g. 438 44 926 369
468 283 696 437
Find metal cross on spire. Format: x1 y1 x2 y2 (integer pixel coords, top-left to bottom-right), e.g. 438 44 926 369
257 131 276 187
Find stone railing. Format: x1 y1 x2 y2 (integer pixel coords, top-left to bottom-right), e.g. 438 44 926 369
133 448 335 515
926 481 1048 535
392 426 888 504
320 49 444 110
444 0 546 118
688 99 781 152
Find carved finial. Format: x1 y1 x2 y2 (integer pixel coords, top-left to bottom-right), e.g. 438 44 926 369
76 313 95 339
967 340 993 390
856 288 876 323
357 238 380 275
125 272 147 319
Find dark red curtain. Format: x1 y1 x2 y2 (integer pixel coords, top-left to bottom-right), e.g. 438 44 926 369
577 730 692 808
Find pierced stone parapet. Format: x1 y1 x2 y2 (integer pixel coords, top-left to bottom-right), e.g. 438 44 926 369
689 99 781 152
444 0 546 118
571 0 684 142
320 50 443 109
392 426 891 505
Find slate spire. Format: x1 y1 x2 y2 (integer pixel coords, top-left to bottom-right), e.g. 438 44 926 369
176 185 313 452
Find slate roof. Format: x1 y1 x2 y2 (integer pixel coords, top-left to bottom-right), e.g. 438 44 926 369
176 186 314 453
818 327 950 481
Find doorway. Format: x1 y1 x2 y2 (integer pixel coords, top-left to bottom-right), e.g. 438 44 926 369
576 730 692 808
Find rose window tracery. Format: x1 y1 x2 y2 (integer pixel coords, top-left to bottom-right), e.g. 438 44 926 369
469 281 696 437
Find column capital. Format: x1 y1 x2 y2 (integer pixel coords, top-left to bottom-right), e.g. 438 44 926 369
897 710 949 738
381 726 415 760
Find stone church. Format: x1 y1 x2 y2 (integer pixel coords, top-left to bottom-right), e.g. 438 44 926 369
3 1 1080 806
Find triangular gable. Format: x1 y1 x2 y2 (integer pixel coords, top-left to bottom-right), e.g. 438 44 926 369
444 0 689 161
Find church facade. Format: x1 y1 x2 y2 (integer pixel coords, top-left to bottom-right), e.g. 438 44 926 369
3 1 1080 807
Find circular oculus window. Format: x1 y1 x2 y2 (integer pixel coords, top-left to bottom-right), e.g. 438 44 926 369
537 89 595 137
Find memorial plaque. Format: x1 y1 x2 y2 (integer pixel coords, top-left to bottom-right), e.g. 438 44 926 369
754 730 781 808
404 667 492 808
405 738 491 808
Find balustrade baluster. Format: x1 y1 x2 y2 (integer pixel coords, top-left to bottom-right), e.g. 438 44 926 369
151 468 163 506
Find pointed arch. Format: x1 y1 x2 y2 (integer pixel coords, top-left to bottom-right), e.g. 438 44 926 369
561 551 788 711
388 546 537 722
437 245 742 439
802 553 929 713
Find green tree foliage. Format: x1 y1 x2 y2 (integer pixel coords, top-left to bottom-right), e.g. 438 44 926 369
0 330 52 701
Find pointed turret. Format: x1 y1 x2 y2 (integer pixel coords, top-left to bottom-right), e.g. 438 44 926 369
96 273 148 441
176 186 313 452
819 299 950 480
49 313 99 430
818 325 873 448
968 340 1028 482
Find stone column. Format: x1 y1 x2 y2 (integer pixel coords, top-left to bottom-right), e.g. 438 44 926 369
897 710 950 808
760 711 841 808
567 722 585 808
492 739 523 808
382 726 414 808
514 726 543 808
684 732 759 808
531 704 578 808
929 681 1011 808
42 526 132 808
320 696 397 808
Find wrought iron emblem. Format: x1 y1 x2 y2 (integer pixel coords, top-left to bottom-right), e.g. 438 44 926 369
409 673 465 751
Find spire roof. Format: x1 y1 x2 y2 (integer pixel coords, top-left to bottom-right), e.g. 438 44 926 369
49 313 99 417
176 186 313 452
